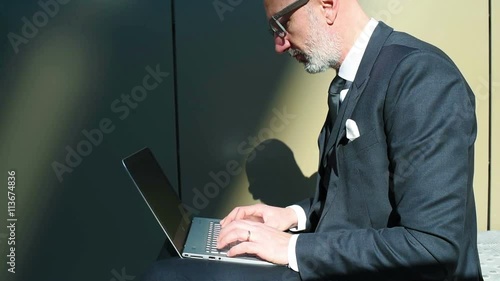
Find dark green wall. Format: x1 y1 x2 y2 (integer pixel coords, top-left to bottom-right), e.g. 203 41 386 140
0 1 177 280
0 1 315 280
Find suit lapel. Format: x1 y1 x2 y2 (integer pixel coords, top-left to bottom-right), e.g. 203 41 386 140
315 22 394 229
333 78 368 145
323 89 350 156
321 22 394 170
318 117 328 166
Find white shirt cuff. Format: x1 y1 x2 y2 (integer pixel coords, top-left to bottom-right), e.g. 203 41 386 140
287 234 300 272
287 205 306 232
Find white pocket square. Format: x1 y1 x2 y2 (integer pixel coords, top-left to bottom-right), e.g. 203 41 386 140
346 119 360 142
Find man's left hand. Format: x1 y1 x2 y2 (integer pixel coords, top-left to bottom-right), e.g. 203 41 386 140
217 219 291 265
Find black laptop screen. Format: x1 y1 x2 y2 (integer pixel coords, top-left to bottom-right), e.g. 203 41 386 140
122 147 191 254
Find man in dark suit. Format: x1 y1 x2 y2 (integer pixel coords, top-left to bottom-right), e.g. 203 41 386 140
142 0 482 280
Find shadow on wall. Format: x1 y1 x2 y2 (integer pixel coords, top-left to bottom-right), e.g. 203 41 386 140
155 139 317 261
246 139 316 207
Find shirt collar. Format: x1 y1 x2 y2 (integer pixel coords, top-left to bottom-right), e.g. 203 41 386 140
338 18 379 82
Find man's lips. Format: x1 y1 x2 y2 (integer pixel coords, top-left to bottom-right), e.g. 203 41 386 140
289 49 308 63
292 52 307 63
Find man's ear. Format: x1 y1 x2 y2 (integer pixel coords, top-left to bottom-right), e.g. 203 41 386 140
322 0 337 25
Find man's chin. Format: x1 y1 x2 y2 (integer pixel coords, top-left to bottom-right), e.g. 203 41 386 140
292 55 330 73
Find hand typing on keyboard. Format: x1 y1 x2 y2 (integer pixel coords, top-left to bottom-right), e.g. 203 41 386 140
216 216 292 265
206 221 240 255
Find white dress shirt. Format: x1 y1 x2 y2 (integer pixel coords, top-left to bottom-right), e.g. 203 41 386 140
286 18 379 272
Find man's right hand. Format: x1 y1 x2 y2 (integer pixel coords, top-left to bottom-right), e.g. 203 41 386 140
220 203 298 231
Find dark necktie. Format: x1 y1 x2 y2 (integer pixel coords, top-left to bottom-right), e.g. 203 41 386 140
322 75 351 165
327 75 352 132
311 75 352 230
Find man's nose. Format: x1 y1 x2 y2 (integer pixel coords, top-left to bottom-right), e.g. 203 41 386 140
274 35 291 53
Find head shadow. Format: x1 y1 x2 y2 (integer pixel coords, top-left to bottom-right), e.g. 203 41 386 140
245 139 316 207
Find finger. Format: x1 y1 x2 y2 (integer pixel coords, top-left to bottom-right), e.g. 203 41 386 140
233 205 267 222
217 227 250 249
226 241 259 257
219 220 269 246
220 207 243 227
218 219 264 243
243 216 263 223
225 229 290 265
218 220 245 245
221 205 262 227
218 220 268 249
234 219 264 227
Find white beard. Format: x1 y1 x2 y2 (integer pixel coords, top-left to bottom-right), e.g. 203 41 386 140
289 9 342 74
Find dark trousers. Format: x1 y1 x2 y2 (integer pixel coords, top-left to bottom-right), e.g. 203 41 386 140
139 240 302 281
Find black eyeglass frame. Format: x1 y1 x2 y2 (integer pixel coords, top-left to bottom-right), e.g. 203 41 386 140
269 0 310 38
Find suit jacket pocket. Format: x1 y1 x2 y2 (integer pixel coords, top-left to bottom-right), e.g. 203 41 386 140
338 127 392 229
342 128 379 158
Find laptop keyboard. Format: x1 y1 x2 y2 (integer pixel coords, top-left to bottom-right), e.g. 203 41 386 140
206 221 229 255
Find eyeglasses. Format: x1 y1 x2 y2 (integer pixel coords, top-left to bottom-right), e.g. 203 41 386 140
269 0 309 38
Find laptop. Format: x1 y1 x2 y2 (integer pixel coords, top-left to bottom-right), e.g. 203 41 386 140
122 147 274 266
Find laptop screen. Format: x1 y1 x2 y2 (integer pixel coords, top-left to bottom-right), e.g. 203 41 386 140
122 147 191 256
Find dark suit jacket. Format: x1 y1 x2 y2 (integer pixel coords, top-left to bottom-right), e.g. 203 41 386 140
294 22 482 281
